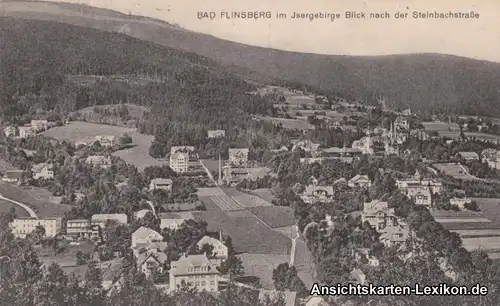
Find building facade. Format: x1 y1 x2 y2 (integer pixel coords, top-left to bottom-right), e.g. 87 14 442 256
9 217 62 238
32 163 54 180
149 178 173 192
169 254 220 293
228 148 249 166
170 151 189 173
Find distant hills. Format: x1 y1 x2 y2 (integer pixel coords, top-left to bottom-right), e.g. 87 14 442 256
2 1 500 116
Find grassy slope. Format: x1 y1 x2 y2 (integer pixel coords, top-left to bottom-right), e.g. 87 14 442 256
2 1 500 116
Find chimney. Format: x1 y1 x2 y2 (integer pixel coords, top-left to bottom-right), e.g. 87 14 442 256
219 229 223 241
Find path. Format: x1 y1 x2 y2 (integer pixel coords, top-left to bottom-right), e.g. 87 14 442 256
0 194 37 218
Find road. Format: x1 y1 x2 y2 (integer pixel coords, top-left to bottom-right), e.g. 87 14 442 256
0 194 37 218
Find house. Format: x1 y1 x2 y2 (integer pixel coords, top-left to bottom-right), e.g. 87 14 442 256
3 126 16 137
457 151 479 161
170 146 195 155
137 248 168 277
196 234 228 259
228 148 249 166
291 140 320 153
450 197 472 210
131 226 163 248
301 185 334 204
18 126 35 138
347 174 372 188
30 120 49 132
85 156 112 169
1 170 28 184
32 163 54 180
169 254 220 293
258 290 297 306
394 116 410 130
407 185 432 207
270 146 289 153
352 248 380 267
159 212 194 230
478 123 489 132
207 130 226 138
91 214 128 228
362 200 397 231
66 219 100 239
379 224 410 247
9 217 62 238
75 141 87 147
149 178 173 192
94 135 116 147
169 150 189 173
133 242 168 258
396 170 443 195
351 135 374 155
299 157 324 165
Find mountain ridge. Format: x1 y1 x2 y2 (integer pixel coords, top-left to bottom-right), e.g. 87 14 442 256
2 1 500 116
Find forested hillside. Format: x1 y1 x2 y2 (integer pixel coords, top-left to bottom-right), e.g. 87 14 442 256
3 1 500 116
0 17 276 156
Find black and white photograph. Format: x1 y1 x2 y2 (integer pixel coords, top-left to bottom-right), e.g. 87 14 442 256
0 0 499 305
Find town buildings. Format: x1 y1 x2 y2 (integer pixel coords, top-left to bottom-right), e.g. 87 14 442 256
32 163 54 180
159 212 194 230
228 148 249 166
291 140 320 153
347 174 372 188
362 200 397 231
1 170 28 184
169 150 189 173
18 126 35 138
94 135 116 147
379 224 410 248
30 120 49 132
207 130 226 138
395 171 443 195
3 126 16 137
351 134 374 155
196 234 228 260
9 217 62 238
91 214 128 228
85 156 112 169
456 151 480 161
131 226 163 248
169 254 220 293
137 248 168 278
66 219 100 239
149 178 173 192
300 184 334 204
407 185 432 207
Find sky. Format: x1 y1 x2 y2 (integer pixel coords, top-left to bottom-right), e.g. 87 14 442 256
41 0 500 63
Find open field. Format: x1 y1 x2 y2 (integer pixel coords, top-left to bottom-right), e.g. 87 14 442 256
238 253 289 289
294 238 316 288
0 181 72 217
249 188 276 203
43 121 162 171
231 194 272 208
0 199 30 217
37 241 95 267
248 206 296 229
423 122 500 142
434 163 478 181
198 210 291 255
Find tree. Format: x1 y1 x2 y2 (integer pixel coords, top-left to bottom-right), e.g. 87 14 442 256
119 134 133 146
272 263 308 297
218 255 244 278
83 260 105 305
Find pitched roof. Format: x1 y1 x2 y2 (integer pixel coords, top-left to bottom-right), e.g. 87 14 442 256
132 226 162 240
150 178 173 185
349 174 370 183
3 170 28 179
304 185 334 197
458 152 479 159
137 251 168 267
134 242 168 252
197 235 224 247
170 254 219 276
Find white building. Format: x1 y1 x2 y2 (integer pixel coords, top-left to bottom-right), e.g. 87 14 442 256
347 174 372 189
169 254 220 293
300 185 334 204
450 197 472 210
351 135 374 155
3 126 16 137
228 148 249 166
85 156 112 169
137 249 168 278
134 209 151 220
207 130 226 139
457 152 480 161
1 170 28 184
91 214 128 228
362 200 397 231
18 126 35 138
32 163 54 180
94 135 116 147
149 178 173 192
66 219 100 239
291 140 320 153
9 217 62 238
30 120 49 132
159 212 194 230
407 185 432 207
169 151 189 173
131 226 164 248
379 224 410 248
196 235 228 259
